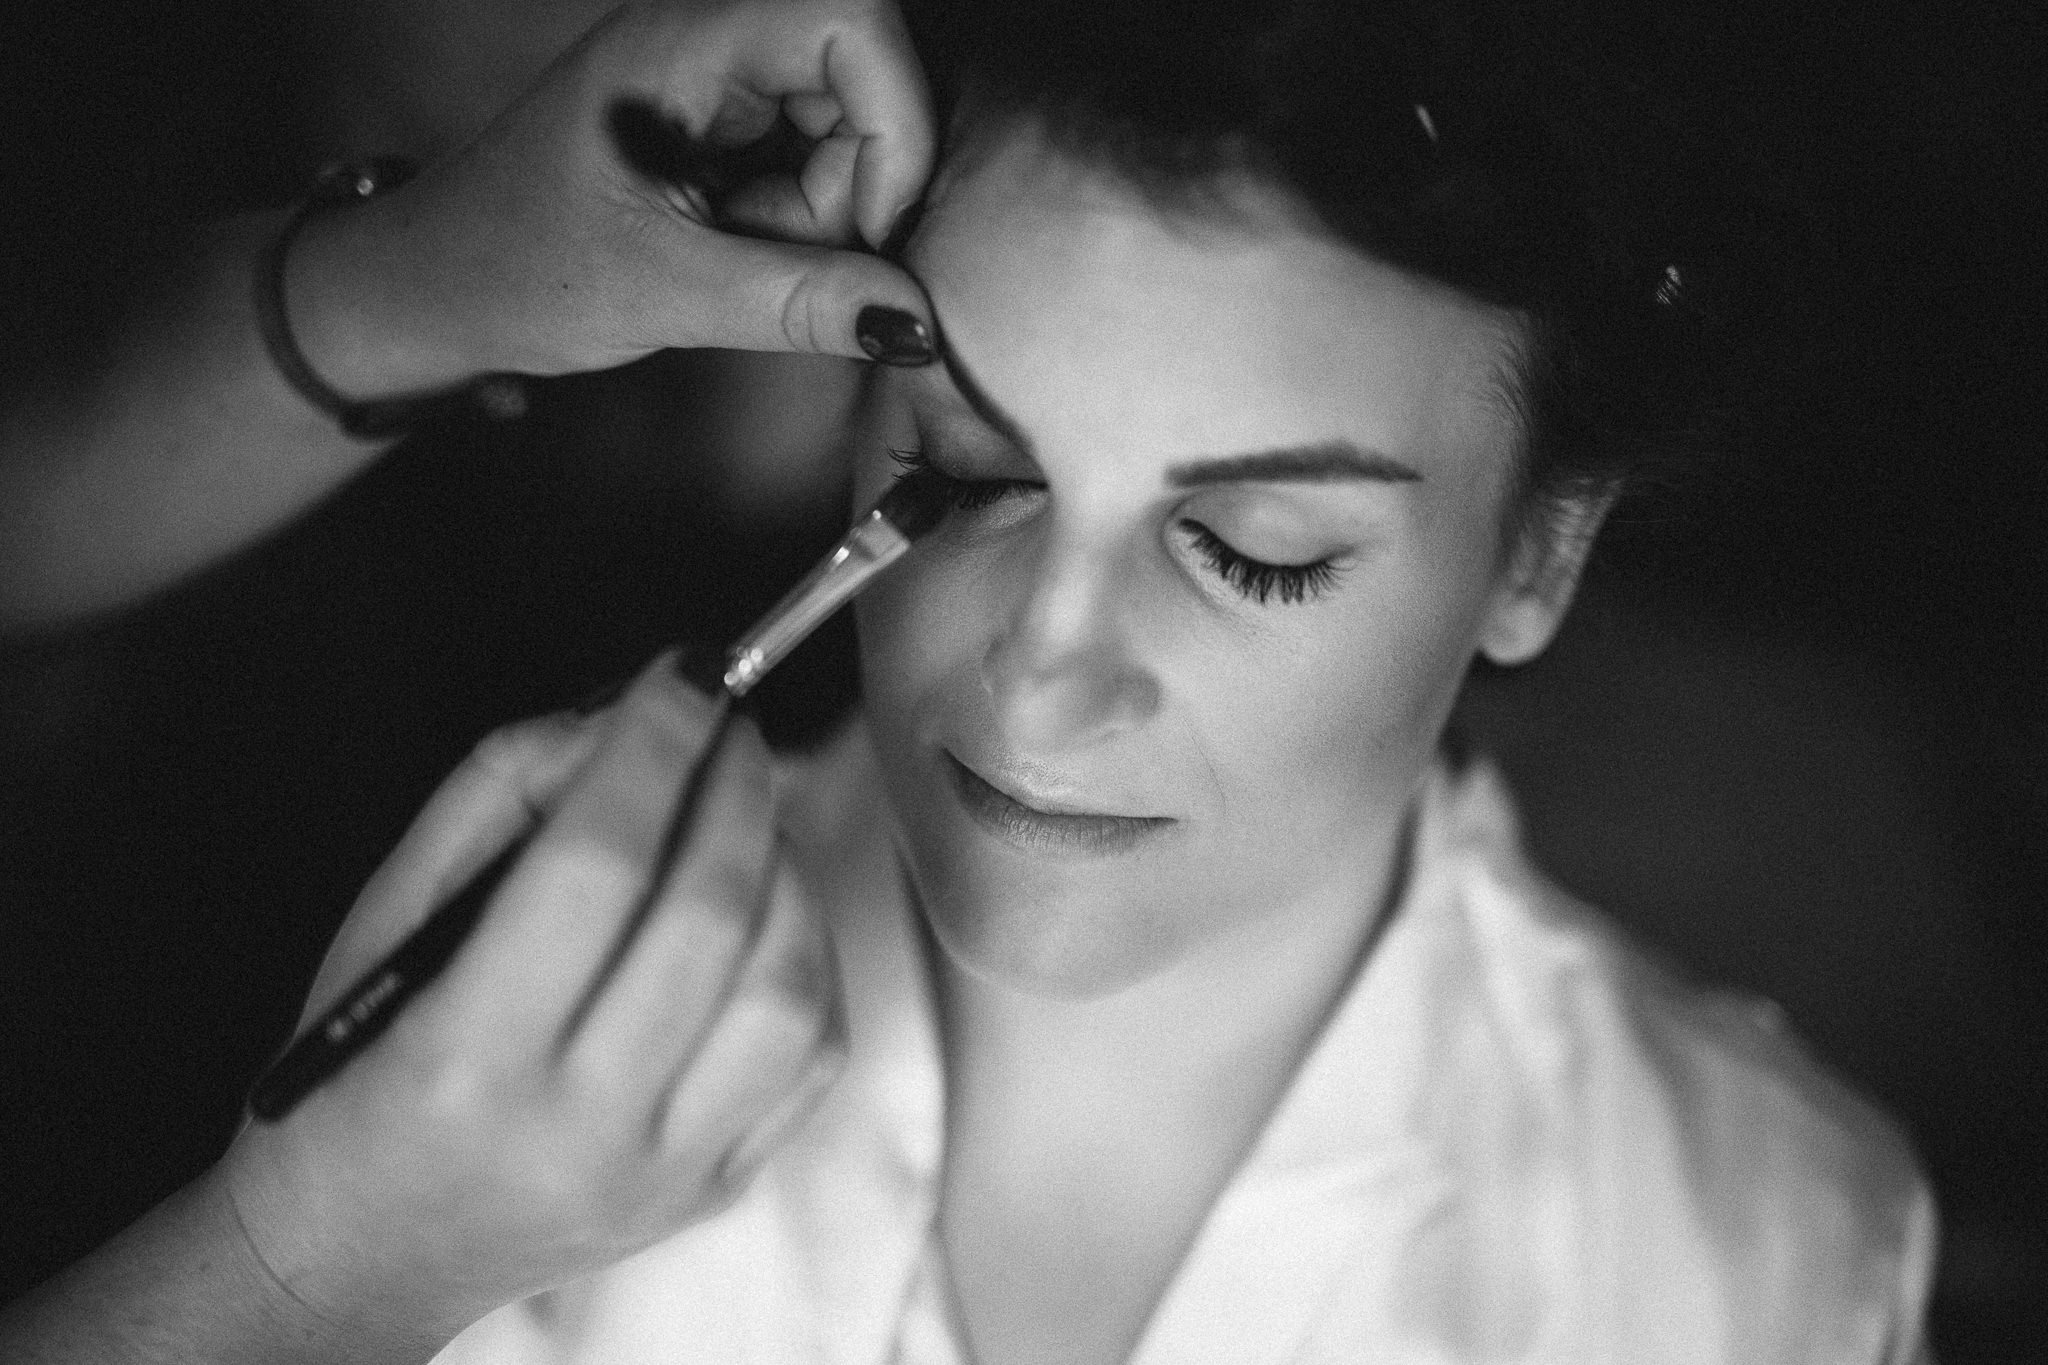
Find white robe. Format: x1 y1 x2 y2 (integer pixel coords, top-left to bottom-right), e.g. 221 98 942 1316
432 725 1936 1364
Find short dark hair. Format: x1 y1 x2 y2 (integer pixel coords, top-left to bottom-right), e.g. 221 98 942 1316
905 0 1770 534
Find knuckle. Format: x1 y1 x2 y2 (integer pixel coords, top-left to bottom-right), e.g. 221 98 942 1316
741 973 836 1058
809 1027 851 1082
706 1137 763 1208
703 850 772 923
694 893 767 968
615 697 710 775
830 0 897 37
720 716 774 791
408 1051 503 1132
776 262 839 354
495 1122 617 1215
654 847 769 951
466 716 568 778
548 1052 646 1131
549 836 647 907
671 882 760 962
770 937 838 1016
680 850 775 930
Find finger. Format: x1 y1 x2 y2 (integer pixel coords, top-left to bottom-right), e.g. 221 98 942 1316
719 134 861 246
702 83 780 150
298 711 604 1028
816 2 935 247
664 228 933 361
783 91 844 140
654 852 845 1170
448 658 770 1037
797 132 862 241
671 0 933 249
555 716 784 1077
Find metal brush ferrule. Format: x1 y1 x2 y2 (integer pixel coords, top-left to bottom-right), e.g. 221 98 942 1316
721 510 913 696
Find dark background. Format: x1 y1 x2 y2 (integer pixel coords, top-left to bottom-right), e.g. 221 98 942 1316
2 0 2043 1357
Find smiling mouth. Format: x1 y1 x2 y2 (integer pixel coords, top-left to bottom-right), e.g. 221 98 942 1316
945 753 1173 857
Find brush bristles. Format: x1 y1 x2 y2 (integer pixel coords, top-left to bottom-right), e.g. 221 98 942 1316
873 469 951 541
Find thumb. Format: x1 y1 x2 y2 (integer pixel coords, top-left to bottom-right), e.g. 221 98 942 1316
675 228 937 365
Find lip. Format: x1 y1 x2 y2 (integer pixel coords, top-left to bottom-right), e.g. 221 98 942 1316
945 752 1174 857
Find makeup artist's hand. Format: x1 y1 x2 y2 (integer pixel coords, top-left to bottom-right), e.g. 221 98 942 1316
0 0 939 629
286 0 938 405
204 660 844 1353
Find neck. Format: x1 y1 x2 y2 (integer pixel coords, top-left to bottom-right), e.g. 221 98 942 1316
923 803 1415 1365
933 804 1414 1184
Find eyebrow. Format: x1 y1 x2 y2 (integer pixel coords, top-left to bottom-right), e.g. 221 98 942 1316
1167 443 1423 487
930 333 1422 487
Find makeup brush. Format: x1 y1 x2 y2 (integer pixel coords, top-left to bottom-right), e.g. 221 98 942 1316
247 469 951 1121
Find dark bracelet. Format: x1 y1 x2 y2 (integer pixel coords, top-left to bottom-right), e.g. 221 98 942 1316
254 158 528 441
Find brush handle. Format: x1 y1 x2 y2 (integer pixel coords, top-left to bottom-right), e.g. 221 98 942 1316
247 475 952 1120
723 511 911 695
249 694 740 1125
247 838 524 1121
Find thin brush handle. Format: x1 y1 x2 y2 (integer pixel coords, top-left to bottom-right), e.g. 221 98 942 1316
247 837 523 1120
249 698 733 1123
247 473 948 1122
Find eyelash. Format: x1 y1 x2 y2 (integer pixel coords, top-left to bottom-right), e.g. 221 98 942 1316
888 447 1342 606
889 447 1035 511
1179 522 1342 605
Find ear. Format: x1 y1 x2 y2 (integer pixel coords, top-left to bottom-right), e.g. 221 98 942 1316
1477 488 1617 666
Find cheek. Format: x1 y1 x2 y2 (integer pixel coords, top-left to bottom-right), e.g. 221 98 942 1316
854 541 989 741
1191 550 1494 843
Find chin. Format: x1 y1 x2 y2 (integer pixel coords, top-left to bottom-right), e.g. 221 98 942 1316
898 835 1192 1000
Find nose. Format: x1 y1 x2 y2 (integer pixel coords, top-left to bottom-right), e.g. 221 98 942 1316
979 536 1162 753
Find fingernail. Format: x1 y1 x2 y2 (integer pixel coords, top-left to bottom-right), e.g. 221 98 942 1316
855 305 935 367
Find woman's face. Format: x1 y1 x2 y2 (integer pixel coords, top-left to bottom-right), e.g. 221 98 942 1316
854 127 1577 998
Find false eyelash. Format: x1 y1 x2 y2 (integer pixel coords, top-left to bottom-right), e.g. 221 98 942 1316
1181 522 1342 605
888 447 1033 511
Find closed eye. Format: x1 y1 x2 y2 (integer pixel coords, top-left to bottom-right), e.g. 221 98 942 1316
889 447 1040 512
889 447 1341 605
1178 521 1344 605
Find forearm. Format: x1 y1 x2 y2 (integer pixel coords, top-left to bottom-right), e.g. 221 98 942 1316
0 0 936 633
0 1173 441 1365
0 0 594 633
0 212 402 630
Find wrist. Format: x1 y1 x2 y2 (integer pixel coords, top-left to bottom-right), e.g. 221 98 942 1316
0 1170 424 1365
275 167 525 436
197 1158 467 1363
181 1171 349 1359
287 189 460 398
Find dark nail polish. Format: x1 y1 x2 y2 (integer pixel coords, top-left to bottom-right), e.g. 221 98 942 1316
855 305 936 367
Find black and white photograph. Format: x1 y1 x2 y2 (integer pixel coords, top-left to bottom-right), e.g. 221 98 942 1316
2 0 2042 1360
